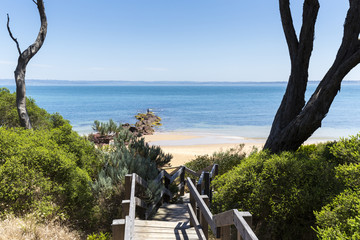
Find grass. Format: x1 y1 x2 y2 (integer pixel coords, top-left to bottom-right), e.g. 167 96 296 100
0 214 82 240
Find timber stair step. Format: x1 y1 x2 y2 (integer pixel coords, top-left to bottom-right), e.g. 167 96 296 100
132 193 199 239
133 219 198 240
151 193 191 222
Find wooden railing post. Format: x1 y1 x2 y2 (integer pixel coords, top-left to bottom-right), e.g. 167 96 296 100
180 166 185 196
112 219 125 240
214 164 219 176
216 225 231 240
121 200 130 218
122 174 132 218
124 175 132 200
201 195 209 240
196 180 202 194
204 172 210 198
210 164 219 203
196 182 202 222
164 175 171 202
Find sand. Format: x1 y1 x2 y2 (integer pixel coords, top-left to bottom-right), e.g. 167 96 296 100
144 132 265 166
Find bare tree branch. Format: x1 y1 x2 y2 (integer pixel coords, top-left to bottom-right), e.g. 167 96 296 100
279 0 299 62
298 0 319 65
9 0 47 129
6 14 21 56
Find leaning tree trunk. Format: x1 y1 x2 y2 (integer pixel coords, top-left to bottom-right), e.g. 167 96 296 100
264 0 360 153
266 0 319 146
7 0 47 129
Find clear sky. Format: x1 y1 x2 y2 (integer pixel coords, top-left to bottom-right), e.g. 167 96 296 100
0 0 358 82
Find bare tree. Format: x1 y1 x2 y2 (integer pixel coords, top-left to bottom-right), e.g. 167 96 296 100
264 0 360 153
7 0 47 129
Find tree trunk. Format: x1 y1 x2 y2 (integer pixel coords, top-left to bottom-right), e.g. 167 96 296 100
7 0 47 129
264 0 360 153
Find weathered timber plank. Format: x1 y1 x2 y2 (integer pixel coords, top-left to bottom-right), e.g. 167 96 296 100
233 211 258 240
213 209 235 227
134 220 189 228
210 164 219 178
133 219 199 240
155 170 165 183
112 219 125 240
185 167 200 177
186 177 216 232
133 174 147 189
152 203 190 222
134 197 147 209
187 203 206 240
170 166 184 183
133 233 198 240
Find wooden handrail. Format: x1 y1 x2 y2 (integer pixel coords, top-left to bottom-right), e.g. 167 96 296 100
187 203 207 240
233 210 258 240
187 177 216 233
124 173 136 239
170 166 184 183
187 177 258 240
209 164 219 178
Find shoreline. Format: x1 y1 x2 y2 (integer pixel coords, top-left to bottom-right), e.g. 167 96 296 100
143 129 356 167
144 132 266 166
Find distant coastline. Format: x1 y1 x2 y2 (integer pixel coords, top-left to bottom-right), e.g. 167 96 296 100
2 79 360 86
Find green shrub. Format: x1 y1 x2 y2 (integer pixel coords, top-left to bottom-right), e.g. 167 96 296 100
185 144 246 175
92 119 123 136
330 134 360 164
314 189 360 240
129 137 172 168
87 231 111 240
314 162 360 239
335 163 360 190
212 143 344 240
50 122 102 179
0 127 101 229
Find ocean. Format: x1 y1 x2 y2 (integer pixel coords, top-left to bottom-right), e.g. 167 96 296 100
3 82 360 142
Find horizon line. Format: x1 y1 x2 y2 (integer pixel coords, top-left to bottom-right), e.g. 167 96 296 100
2 79 360 86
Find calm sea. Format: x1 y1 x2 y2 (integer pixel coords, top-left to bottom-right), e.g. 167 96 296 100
3 82 360 141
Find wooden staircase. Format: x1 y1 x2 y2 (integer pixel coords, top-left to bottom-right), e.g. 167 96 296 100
112 165 259 240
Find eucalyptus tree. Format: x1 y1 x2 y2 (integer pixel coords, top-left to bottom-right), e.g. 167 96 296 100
265 0 360 153
7 0 47 129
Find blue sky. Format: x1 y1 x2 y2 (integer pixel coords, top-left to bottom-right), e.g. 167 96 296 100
0 0 358 82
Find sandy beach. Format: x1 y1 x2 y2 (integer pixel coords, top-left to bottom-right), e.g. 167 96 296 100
144 132 265 166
